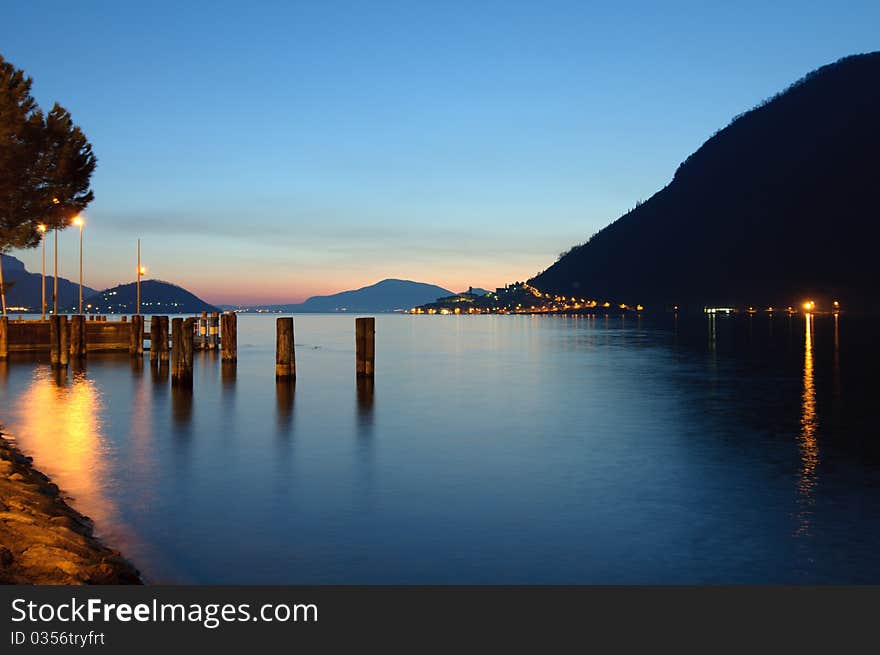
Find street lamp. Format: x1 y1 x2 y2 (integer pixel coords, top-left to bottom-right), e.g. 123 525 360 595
136 238 145 315
37 224 47 319
73 215 84 314
52 197 60 315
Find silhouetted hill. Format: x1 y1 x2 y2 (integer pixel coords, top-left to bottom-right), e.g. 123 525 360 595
531 52 880 312
83 280 218 314
269 279 454 313
0 254 97 312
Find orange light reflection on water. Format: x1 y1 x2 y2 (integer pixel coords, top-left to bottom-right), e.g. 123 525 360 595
10 367 118 535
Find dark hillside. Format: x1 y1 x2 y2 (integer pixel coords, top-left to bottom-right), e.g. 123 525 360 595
531 53 880 311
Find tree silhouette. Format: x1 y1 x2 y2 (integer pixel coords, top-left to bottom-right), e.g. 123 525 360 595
0 53 96 314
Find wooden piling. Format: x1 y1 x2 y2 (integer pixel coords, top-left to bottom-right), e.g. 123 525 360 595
158 316 169 362
197 311 208 350
209 311 219 350
275 317 296 379
0 316 7 360
182 317 195 382
355 317 375 377
175 317 186 377
150 316 161 363
221 312 237 361
49 315 60 366
151 315 169 363
58 315 69 367
69 315 86 359
171 317 182 381
129 315 144 356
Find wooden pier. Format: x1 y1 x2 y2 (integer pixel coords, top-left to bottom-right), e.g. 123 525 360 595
1 313 377 386
0 312 239 363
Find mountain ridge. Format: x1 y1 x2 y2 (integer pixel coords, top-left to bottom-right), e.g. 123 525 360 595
259 278 455 313
83 280 218 314
0 253 98 311
531 52 880 311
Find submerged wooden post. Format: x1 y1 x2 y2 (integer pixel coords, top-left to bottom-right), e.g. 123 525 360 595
171 317 183 382
151 315 169 363
208 311 218 350
150 315 161 363
158 316 169 362
58 315 69 367
69 315 86 359
49 315 60 366
171 318 180 370
275 317 296 379
171 317 194 386
221 312 237 361
196 311 207 351
182 317 195 381
129 315 144 356
0 316 7 360
355 317 375 377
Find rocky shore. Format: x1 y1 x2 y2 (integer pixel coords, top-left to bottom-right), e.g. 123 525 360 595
0 434 141 584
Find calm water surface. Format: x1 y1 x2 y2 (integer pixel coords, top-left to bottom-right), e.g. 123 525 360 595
1 313 878 583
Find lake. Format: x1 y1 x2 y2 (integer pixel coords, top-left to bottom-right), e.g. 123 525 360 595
1 312 878 583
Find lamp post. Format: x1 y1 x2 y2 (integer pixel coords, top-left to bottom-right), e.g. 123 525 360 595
73 215 84 314
51 197 60 315
38 224 47 319
137 239 141 315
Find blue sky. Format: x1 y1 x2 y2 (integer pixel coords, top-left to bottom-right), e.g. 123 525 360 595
3 1 878 303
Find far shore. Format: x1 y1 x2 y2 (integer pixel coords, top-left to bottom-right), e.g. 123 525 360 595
0 433 141 585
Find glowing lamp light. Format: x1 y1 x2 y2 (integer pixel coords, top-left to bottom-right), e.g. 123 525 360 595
72 215 84 227
37 223 47 233
803 300 815 312
139 266 147 275
833 301 840 308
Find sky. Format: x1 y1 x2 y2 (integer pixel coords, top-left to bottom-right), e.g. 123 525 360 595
2 1 878 304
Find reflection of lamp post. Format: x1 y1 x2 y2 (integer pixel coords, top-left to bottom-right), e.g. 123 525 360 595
38 224 47 319
73 215 84 314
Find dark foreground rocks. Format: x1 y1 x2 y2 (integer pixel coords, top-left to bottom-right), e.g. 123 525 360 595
0 435 141 584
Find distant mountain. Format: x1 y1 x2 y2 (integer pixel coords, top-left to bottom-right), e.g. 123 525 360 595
531 52 880 312
266 279 454 313
83 280 218 315
0 254 98 312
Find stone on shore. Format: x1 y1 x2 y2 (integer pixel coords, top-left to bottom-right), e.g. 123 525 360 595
0 436 141 585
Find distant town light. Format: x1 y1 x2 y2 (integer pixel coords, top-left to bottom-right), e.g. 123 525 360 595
803 300 815 312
